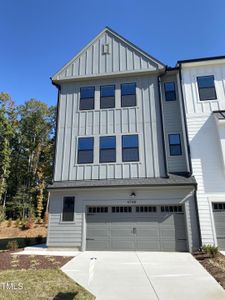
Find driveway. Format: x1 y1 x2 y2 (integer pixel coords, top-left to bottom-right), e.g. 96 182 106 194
62 251 225 300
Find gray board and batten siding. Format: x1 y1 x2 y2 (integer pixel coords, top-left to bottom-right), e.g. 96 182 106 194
54 75 166 182
52 27 165 82
161 73 189 174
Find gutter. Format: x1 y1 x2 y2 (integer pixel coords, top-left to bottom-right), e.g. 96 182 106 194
177 65 193 175
50 78 61 184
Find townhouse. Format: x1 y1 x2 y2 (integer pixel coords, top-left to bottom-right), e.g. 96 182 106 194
179 57 225 249
47 27 206 252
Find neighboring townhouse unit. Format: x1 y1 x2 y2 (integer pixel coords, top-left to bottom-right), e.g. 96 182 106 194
179 56 225 249
47 27 200 252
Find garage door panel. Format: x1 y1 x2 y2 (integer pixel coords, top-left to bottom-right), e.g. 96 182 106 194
160 228 186 240
160 240 187 252
86 240 110 250
213 204 225 250
111 229 133 237
86 226 108 238
111 240 135 250
136 240 161 251
86 205 187 251
136 228 160 238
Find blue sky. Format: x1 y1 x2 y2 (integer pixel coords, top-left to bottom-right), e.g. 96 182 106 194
1 0 225 106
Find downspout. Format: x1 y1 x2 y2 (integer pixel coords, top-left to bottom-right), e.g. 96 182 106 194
50 78 61 184
157 70 168 178
178 65 193 175
194 185 202 249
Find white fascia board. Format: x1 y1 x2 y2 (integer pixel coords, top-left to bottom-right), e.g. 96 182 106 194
52 68 166 84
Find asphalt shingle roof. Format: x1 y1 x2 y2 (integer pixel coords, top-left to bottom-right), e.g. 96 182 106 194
48 174 196 190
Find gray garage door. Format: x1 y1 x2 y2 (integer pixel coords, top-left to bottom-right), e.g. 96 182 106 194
213 203 225 249
86 205 187 252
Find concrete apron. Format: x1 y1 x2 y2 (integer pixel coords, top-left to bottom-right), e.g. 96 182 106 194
61 251 225 300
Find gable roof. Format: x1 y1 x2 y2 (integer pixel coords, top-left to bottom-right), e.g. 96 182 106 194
52 27 165 82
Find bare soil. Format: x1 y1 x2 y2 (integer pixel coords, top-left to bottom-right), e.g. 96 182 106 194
0 221 47 238
193 252 225 289
0 250 72 271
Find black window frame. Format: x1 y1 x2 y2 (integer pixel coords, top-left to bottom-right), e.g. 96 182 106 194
164 82 176 101
77 137 94 164
100 85 115 109
62 196 75 222
122 134 139 162
121 82 136 107
197 75 217 101
99 136 116 163
79 86 95 110
168 134 182 156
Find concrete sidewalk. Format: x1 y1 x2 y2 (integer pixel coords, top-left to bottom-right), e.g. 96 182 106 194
14 244 81 257
62 251 225 300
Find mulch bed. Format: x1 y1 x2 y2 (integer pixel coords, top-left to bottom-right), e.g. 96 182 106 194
193 252 225 289
0 250 73 271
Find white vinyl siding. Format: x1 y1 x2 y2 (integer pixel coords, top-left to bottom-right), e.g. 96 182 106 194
181 61 225 245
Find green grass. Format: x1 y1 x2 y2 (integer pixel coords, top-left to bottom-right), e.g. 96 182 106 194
0 269 95 300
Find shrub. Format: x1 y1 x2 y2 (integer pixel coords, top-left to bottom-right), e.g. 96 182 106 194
15 218 20 228
7 240 19 251
7 218 12 227
0 206 5 223
25 216 34 229
202 244 219 258
44 212 48 226
21 219 27 230
35 235 43 244
36 217 43 224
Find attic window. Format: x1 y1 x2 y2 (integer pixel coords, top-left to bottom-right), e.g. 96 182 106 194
102 44 110 54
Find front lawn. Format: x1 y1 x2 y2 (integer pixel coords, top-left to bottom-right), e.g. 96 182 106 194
0 269 94 300
0 251 95 299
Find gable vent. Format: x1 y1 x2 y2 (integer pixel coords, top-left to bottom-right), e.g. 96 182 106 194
102 43 110 54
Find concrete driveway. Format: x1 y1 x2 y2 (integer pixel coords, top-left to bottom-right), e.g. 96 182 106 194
62 251 225 300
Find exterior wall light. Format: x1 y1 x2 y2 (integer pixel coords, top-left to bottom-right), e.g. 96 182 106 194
130 192 136 198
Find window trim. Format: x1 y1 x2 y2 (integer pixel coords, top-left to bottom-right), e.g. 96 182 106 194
164 82 176 101
197 75 217 101
121 82 137 107
77 137 94 164
122 134 139 162
79 86 95 110
61 196 75 223
99 136 116 163
100 85 115 109
168 133 182 156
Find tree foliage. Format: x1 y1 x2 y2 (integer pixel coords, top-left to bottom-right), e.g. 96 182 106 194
0 93 56 219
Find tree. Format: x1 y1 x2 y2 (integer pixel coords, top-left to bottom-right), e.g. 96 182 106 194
0 93 16 207
5 98 56 219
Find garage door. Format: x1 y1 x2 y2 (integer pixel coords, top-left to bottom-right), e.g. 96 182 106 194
213 203 225 249
86 205 187 251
